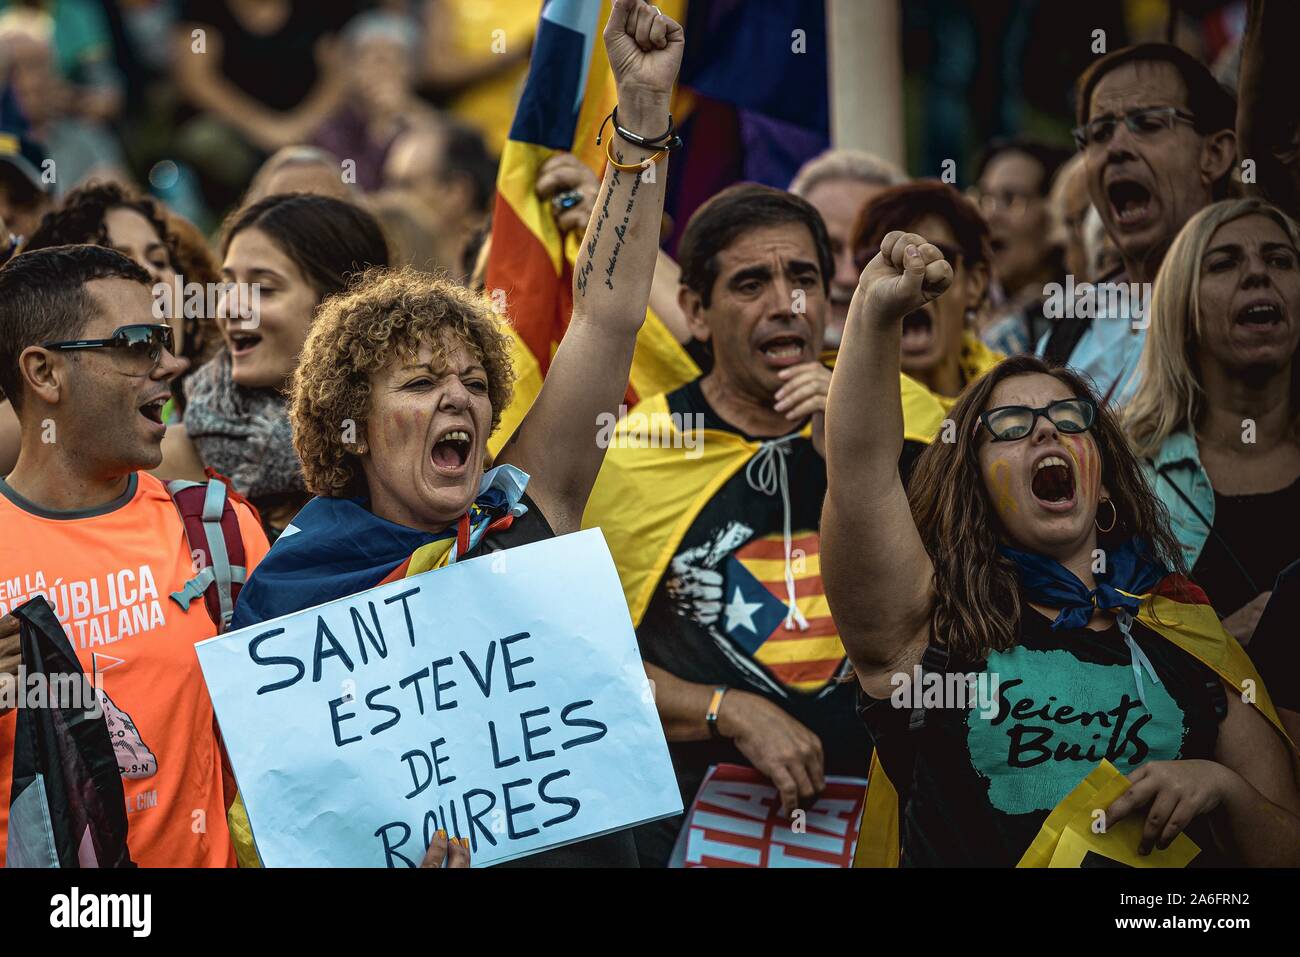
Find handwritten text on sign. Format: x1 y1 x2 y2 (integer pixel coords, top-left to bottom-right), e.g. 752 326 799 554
196 529 681 867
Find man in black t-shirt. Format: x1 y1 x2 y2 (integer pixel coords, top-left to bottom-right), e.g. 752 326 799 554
583 184 938 866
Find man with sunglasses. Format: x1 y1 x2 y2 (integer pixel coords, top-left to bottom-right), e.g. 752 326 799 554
1039 44 1236 406
0 245 269 867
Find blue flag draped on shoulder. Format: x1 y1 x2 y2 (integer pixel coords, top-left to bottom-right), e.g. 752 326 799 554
230 467 530 629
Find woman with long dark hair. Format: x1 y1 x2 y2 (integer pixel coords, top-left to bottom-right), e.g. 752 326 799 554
158 192 389 537
822 229 1300 866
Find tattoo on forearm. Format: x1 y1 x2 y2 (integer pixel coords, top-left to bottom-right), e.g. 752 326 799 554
576 164 621 297
603 161 640 291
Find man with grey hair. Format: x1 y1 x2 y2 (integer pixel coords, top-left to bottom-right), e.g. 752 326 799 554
789 149 907 347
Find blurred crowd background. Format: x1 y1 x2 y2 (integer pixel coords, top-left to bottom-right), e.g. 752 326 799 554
0 0 1250 246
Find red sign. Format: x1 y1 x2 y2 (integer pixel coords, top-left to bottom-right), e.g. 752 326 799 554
668 764 866 868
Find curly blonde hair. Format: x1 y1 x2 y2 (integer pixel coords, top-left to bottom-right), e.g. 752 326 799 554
290 266 515 498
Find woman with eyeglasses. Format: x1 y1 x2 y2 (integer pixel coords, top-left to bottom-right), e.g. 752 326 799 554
850 181 1001 406
1127 199 1300 649
820 229 1300 867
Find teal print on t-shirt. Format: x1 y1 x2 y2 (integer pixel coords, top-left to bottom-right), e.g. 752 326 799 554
966 646 1187 815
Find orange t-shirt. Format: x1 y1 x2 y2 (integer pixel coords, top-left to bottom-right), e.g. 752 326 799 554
0 471 269 867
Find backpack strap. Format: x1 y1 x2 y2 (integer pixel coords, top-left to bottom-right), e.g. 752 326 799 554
166 479 248 632
907 639 952 732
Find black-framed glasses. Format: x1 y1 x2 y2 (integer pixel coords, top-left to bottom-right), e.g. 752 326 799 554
1072 106 1196 150
977 397 1097 442
41 324 175 372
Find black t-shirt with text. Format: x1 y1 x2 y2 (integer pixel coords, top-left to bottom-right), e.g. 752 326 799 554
860 605 1226 867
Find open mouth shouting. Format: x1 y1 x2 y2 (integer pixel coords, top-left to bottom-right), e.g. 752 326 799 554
1234 298 1286 332
430 425 474 477
757 331 809 369
1029 451 1077 511
900 308 935 356
138 393 168 432
228 331 262 357
1105 176 1155 231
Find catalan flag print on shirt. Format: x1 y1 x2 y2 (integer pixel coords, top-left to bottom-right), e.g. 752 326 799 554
635 379 850 699
714 531 842 693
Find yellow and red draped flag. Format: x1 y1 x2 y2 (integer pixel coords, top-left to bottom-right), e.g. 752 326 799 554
485 0 697 456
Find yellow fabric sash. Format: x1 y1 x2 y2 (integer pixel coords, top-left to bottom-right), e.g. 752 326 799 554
934 332 1004 411
227 795 260 868
582 379 945 627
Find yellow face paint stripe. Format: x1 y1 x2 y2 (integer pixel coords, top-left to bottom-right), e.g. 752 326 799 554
989 458 1017 516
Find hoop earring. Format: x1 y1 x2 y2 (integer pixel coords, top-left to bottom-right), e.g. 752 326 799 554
1095 497 1117 533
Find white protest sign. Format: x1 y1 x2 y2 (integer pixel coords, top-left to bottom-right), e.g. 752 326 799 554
196 528 682 867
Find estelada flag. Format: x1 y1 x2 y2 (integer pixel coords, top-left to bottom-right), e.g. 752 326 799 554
6 597 132 868
486 0 698 457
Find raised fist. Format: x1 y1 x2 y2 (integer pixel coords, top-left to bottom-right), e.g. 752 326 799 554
666 521 753 628
857 230 955 325
603 0 684 131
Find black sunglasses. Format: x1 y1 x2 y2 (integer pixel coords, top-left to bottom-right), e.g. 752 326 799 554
42 324 174 367
977 397 1097 442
